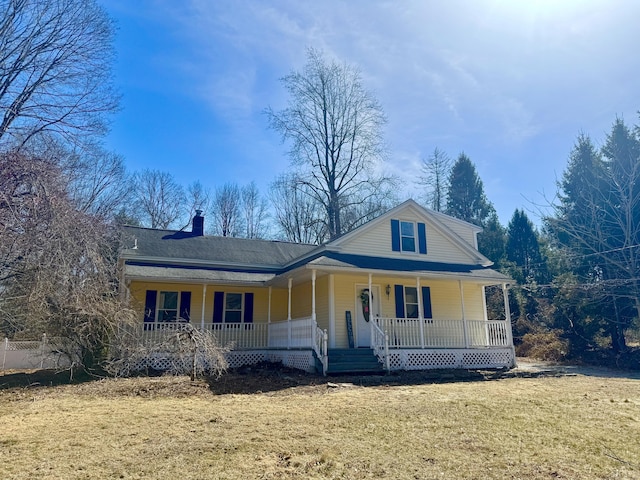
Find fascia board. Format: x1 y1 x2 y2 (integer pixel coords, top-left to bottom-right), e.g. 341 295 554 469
121 254 281 272
305 263 511 285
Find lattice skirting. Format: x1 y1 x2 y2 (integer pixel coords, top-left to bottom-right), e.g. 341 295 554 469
134 350 317 374
385 348 514 371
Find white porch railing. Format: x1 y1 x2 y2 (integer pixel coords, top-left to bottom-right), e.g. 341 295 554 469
267 316 316 348
373 318 511 349
371 319 390 372
140 317 320 350
313 324 328 375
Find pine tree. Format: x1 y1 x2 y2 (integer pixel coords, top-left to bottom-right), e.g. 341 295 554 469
445 153 495 227
506 209 544 284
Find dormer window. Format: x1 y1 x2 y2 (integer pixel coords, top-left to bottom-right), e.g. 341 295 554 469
391 219 427 254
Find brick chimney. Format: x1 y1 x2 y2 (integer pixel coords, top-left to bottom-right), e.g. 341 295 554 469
192 210 204 236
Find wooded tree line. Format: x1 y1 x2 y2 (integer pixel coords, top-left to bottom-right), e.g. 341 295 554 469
1 0 638 370
417 118 640 367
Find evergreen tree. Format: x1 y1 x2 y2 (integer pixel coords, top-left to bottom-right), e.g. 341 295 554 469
548 118 640 354
478 213 506 268
445 153 495 227
506 209 544 284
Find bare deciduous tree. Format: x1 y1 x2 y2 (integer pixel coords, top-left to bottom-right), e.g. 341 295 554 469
417 147 451 212
0 0 118 147
266 48 392 240
63 146 129 218
211 182 242 237
180 181 211 230
132 169 186 229
270 173 326 244
241 181 269 239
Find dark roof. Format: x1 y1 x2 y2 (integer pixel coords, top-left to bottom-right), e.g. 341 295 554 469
120 226 318 269
120 226 509 284
303 252 510 281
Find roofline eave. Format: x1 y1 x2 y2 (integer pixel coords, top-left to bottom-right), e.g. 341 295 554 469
301 263 512 285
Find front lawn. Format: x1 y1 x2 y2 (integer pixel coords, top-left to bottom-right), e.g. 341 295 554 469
1 369 638 479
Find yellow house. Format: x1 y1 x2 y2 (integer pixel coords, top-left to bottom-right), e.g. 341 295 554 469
120 199 515 374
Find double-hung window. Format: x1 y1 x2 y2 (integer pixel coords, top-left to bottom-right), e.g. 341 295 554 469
224 293 243 323
400 221 416 252
393 284 432 320
143 290 192 328
403 286 419 318
391 219 427 254
158 291 179 322
213 291 254 324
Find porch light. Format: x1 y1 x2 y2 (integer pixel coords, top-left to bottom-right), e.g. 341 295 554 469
385 284 391 299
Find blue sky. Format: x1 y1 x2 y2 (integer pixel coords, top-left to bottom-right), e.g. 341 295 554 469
101 0 639 225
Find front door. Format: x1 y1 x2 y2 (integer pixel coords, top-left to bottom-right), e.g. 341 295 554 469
355 285 380 347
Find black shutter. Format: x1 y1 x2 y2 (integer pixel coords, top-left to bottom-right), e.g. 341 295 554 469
180 291 191 322
144 290 157 322
213 291 224 323
418 222 427 254
144 290 157 331
394 284 405 318
244 293 254 323
391 219 401 252
422 286 432 319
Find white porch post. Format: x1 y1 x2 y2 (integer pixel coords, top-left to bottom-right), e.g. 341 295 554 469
417 277 425 348
328 274 336 348
268 286 272 324
311 269 317 321
287 278 292 321
287 278 292 348
502 283 516 365
200 284 207 330
368 273 373 347
459 280 469 348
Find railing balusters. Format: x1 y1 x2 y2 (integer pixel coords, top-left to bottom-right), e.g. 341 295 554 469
137 317 510 352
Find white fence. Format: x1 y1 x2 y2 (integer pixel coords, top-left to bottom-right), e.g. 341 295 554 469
1 335 71 371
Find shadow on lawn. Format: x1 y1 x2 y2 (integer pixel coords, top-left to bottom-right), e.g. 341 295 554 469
0 368 100 390
5 359 636 396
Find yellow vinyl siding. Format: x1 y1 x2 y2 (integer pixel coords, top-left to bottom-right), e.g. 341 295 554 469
339 212 478 264
129 280 278 324
435 216 477 247
315 275 330 331
291 282 311 319
270 288 289 322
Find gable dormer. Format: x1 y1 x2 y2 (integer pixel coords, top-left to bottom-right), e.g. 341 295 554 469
327 200 491 266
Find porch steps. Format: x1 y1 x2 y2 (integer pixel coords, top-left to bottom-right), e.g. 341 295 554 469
326 348 385 374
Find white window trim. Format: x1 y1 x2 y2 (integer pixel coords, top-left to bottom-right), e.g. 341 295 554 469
157 290 182 323
223 292 245 324
404 286 419 319
400 220 418 253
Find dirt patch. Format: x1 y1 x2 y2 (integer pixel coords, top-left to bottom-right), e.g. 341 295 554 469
2 358 638 399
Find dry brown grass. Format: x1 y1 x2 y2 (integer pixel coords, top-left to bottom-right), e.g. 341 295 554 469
1 369 639 479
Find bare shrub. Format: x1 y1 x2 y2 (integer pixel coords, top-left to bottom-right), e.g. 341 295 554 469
517 331 568 362
107 324 229 380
